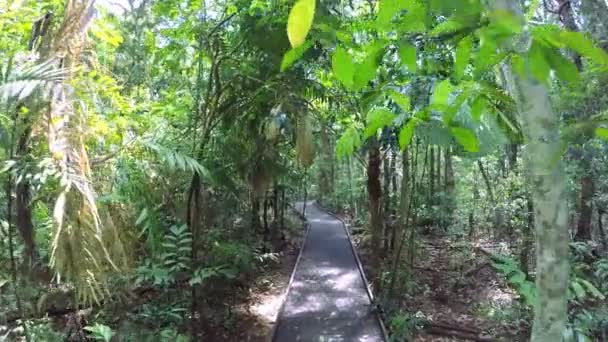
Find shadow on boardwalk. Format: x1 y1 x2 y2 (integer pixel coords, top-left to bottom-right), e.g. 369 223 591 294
272 201 385 342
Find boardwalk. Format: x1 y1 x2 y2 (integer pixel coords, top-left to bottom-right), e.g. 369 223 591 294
272 201 386 342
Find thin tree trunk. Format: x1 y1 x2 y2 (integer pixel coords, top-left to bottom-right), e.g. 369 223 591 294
598 208 606 251
392 148 409 252
368 137 383 264
576 172 594 241
347 156 355 216
429 145 435 205
444 146 455 218
383 148 392 254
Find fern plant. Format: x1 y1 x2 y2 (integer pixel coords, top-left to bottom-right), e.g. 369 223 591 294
161 224 192 275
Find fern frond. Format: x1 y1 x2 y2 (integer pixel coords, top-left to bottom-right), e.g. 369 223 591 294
141 140 211 178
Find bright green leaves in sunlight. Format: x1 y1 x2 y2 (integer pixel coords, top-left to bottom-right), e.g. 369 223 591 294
399 120 417 150
388 90 411 112
287 0 316 48
528 40 552 85
559 30 608 67
431 80 452 108
332 47 355 89
353 43 384 91
454 37 472 79
336 127 361 158
364 109 396 139
399 42 417 72
281 41 312 71
450 127 479 152
597 127 608 140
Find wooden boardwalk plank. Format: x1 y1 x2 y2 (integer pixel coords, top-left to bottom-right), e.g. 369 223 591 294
272 202 386 342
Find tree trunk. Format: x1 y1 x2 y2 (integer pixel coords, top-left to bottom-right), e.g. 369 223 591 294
383 148 392 253
436 146 441 194
319 122 332 205
598 208 606 251
393 148 409 252
520 196 534 277
507 143 518 172
367 137 383 261
497 1 570 338
575 173 594 241
444 146 455 218
15 120 36 267
429 146 435 205
347 156 355 216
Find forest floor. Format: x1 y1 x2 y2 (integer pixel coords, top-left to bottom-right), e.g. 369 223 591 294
212 210 305 341
345 218 529 341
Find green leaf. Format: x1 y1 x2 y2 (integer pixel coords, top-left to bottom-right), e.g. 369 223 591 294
450 126 479 152
364 108 396 138
431 79 452 107
579 278 606 299
280 41 313 71
596 127 608 140
377 0 411 29
470 95 485 121
560 30 608 66
336 127 361 158
431 17 466 36
544 46 578 84
571 281 586 300
454 36 472 79
332 47 355 89
287 0 316 48
474 30 497 74
353 43 384 90
388 90 410 112
398 42 417 72
399 120 416 150
528 40 551 85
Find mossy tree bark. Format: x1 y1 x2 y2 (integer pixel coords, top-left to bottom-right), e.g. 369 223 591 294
493 1 570 340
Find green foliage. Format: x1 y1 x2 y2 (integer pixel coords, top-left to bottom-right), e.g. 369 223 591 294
84 323 114 342
450 127 479 152
336 127 361 158
287 0 316 48
281 41 313 71
332 47 355 89
162 224 192 274
491 254 536 306
364 109 396 139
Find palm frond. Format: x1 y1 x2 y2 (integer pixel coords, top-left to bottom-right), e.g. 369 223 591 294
0 59 67 103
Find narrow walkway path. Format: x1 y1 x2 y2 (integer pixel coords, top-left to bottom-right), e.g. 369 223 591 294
272 201 385 342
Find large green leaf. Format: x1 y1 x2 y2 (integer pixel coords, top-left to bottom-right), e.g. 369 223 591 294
287 0 316 48
353 43 385 90
454 36 472 79
543 46 578 84
528 40 551 85
560 30 608 66
280 41 313 71
596 127 608 140
364 108 396 138
399 119 416 150
332 47 355 89
450 126 479 152
336 127 361 158
398 42 417 72
388 90 410 112
431 79 452 107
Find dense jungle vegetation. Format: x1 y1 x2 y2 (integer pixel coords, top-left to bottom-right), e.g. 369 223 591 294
2 0 608 340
